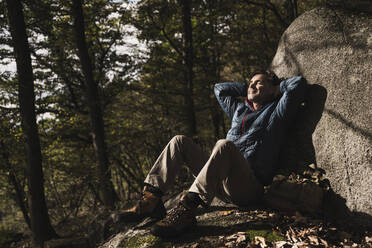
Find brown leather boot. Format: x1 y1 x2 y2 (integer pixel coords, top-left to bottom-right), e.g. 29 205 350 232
150 193 199 237
114 189 166 222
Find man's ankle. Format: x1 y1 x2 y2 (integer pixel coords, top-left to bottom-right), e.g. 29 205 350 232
182 192 205 210
143 183 163 198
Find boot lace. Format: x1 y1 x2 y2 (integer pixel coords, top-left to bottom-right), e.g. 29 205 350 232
161 203 188 225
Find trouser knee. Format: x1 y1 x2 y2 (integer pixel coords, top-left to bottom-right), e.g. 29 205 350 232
170 135 187 144
213 139 233 152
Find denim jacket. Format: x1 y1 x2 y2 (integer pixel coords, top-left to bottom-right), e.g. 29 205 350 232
214 76 307 185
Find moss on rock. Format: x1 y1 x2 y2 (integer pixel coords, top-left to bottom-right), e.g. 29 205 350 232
123 234 171 248
245 229 283 243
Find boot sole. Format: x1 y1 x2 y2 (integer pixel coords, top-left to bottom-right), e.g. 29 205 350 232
150 220 197 238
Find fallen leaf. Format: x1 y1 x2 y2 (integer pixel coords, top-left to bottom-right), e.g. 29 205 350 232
236 235 246 243
224 241 235 248
341 240 354 247
292 241 309 248
272 241 288 248
257 213 268 218
254 236 267 247
286 230 292 242
365 236 372 243
218 210 234 216
226 234 236 240
287 227 299 243
319 237 328 247
298 229 309 238
308 235 319 245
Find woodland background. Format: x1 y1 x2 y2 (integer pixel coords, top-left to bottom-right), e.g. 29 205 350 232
0 0 363 246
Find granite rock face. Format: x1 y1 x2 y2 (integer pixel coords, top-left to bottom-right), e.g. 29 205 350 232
271 7 372 219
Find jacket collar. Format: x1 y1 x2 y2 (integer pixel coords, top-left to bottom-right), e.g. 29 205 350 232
245 97 256 112
245 95 282 112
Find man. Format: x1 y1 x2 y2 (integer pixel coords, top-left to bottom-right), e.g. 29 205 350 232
118 70 307 237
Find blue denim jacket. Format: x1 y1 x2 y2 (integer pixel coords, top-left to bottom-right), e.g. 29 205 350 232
214 76 307 185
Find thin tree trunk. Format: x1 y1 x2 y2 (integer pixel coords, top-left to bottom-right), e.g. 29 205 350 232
5 0 58 246
0 141 31 229
180 0 197 137
71 0 116 208
288 0 298 22
205 1 223 140
208 34 222 140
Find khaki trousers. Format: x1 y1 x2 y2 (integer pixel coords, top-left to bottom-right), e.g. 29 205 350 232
144 135 263 206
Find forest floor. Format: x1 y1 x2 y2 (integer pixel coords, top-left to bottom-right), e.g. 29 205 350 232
2 203 371 248
96 203 371 248
2 179 372 248
173 206 372 248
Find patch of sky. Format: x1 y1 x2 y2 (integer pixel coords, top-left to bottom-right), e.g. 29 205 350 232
1 0 147 117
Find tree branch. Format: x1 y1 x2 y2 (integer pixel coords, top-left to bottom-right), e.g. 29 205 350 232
146 9 183 57
244 0 288 28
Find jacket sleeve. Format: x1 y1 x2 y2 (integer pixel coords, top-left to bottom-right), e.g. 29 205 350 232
268 76 307 125
214 82 248 120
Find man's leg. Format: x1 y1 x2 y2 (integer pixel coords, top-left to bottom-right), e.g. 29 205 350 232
144 135 209 193
118 135 208 222
152 139 264 237
189 139 264 206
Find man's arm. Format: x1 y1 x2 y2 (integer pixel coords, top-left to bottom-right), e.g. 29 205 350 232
214 82 248 119
271 76 307 124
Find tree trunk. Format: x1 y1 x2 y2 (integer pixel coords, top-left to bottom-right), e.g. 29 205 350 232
180 0 197 137
288 0 298 22
0 141 31 229
207 35 223 140
71 0 116 208
5 0 58 246
204 1 224 140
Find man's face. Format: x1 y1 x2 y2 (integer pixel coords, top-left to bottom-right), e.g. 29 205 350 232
247 74 277 104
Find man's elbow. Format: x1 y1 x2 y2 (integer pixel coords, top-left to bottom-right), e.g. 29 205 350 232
282 76 307 97
214 83 223 97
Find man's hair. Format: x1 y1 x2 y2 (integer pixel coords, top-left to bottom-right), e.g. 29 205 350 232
251 69 281 86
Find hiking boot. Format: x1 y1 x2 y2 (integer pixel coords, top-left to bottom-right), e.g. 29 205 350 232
113 190 166 223
151 201 197 237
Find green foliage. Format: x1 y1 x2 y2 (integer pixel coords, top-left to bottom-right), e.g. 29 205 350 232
0 229 22 248
0 0 332 239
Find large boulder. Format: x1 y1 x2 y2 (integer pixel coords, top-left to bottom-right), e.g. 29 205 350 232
271 7 372 222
